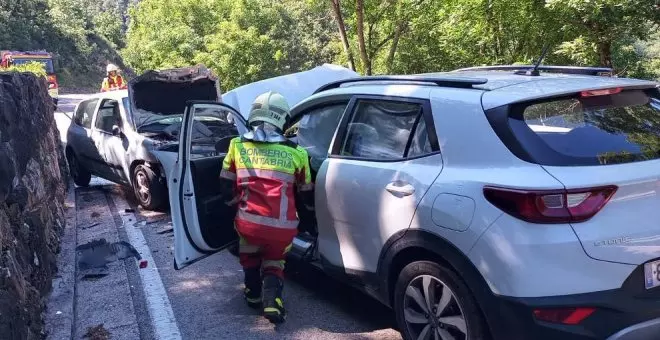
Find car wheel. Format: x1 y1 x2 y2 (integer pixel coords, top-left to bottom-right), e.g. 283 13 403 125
132 164 166 210
227 243 239 258
394 261 488 340
66 150 91 187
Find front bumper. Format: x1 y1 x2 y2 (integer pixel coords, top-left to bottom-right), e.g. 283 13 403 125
487 264 660 340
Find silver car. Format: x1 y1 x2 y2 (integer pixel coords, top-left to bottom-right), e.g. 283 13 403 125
160 67 660 340
62 66 240 209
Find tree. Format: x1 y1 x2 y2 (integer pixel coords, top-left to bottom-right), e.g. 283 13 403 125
124 0 338 90
546 0 660 68
327 0 430 75
329 0 356 71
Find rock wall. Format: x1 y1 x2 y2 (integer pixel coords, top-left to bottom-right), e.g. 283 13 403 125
0 72 68 339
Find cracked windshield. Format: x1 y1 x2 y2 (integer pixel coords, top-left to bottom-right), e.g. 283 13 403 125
1 0 659 340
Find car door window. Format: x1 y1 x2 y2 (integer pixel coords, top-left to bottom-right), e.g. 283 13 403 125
74 99 98 129
189 104 246 158
407 116 434 157
94 99 122 133
338 100 422 160
290 103 348 171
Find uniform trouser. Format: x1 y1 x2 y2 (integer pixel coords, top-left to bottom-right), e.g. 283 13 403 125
238 232 293 279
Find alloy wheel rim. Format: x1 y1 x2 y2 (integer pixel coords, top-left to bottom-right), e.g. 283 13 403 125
403 275 468 340
135 171 150 203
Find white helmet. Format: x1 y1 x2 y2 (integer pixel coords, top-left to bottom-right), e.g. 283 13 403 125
247 91 291 131
106 64 119 74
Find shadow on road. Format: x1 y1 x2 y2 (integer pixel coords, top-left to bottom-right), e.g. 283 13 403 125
284 260 398 333
97 181 399 338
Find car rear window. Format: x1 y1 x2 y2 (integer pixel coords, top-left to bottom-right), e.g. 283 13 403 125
500 88 660 165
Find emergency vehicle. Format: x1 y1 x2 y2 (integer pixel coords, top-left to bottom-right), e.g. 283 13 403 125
1 50 59 105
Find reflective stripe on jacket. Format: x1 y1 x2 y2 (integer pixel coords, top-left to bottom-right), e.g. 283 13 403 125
220 137 312 241
101 75 126 92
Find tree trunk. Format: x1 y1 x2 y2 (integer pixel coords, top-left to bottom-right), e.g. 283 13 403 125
598 41 613 68
386 22 406 73
355 0 371 75
329 0 356 71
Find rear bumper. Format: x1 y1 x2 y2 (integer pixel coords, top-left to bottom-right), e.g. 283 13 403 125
486 264 660 340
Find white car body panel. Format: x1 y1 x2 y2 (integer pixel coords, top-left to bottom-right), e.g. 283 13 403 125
468 213 636 297
159 102 248 268
317 153 444 272
542 162 660 265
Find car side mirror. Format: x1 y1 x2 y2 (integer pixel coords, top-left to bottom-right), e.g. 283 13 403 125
112 125 122 136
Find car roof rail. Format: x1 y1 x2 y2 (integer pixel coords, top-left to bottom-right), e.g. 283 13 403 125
452 65 614 77
313 75 488 94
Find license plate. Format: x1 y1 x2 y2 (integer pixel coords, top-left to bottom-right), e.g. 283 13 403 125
644 260 660 289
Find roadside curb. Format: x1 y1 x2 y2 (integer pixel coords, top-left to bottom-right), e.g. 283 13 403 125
44 182 77 340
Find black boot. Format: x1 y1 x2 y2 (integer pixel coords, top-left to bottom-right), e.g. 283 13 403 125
262 274 286 324
243 267 262 309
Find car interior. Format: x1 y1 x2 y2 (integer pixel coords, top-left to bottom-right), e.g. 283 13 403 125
185 108 326 248
95 100 122 133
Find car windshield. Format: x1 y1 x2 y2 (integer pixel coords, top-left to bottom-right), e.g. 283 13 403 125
123 97 175 128
12 58 55 74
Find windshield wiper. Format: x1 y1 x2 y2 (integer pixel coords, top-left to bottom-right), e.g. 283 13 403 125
136 120 169 131
135 112 183 129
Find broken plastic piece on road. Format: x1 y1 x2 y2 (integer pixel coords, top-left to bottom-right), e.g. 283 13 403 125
82 222 100 230
157 227 173 235
81 273 109 281
77 239 142 270
139 260 148 268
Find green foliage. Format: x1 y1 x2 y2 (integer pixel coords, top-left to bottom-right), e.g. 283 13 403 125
1 61 47 77
0 0 130 89
545 0 658 67
123 0 338 91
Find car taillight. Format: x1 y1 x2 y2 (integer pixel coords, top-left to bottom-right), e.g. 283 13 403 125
483 185 617 223
580 87 622 97
533 307 595 325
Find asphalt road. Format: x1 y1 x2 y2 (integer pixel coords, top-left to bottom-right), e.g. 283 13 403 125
50 94 402 340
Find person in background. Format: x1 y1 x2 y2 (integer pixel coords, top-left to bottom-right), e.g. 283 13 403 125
219 91 314 324
100 63 127 92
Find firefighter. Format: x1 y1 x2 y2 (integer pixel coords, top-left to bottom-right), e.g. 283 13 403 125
219 91 314 324
100 63 127 92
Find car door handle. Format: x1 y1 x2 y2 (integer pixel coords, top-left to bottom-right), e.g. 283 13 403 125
385 182 415 196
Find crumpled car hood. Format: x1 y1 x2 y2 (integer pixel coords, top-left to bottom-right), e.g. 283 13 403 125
222 63 358 117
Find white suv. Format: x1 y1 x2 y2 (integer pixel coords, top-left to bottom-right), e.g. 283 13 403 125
158 65 660 340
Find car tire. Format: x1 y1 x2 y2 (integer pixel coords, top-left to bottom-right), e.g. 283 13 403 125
66 150 91 187
227 243 239 258
132 164 167 210
394 261 488 340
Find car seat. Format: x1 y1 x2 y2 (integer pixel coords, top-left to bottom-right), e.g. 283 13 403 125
344 123 378 157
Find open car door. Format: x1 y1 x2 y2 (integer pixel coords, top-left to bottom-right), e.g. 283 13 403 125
166 101 248 269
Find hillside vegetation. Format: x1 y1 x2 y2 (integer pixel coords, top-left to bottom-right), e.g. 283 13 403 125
0 0 131 90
